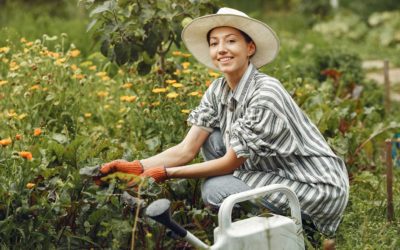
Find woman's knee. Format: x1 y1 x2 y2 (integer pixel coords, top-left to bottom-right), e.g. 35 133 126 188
201 129 226 161
201 175 251 207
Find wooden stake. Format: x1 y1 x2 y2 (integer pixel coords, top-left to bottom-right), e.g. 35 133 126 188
385 139 394 221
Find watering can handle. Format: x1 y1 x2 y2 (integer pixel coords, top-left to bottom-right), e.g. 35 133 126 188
217 184 302 233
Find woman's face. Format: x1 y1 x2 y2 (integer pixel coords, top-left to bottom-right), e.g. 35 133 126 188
208 26 255 77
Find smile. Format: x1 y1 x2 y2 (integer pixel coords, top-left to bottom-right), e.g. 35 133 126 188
218 57 233 62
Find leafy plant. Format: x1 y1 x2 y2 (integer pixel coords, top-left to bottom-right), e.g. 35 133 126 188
79 0 218 75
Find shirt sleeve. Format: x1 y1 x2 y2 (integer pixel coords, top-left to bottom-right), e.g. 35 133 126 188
229 106 298 164
187 82 220 130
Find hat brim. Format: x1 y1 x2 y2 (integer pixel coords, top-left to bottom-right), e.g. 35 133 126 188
181 14 280 71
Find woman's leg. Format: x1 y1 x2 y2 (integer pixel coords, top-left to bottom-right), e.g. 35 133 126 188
200 129 251 206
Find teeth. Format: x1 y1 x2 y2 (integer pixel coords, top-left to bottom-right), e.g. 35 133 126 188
219 57 232 62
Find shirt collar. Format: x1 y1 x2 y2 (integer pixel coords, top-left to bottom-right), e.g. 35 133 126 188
220 63 256 106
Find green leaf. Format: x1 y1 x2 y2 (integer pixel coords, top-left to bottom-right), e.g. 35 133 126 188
86 18 98 32
100 39 110 58
137 61 152 76
89 0 113 17
52 133 69 144
114 42 129 66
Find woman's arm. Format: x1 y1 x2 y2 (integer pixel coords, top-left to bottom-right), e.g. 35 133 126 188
166 147 246 178
140 125 210 170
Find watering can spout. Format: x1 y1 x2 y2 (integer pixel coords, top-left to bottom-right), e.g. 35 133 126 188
146 199 210 249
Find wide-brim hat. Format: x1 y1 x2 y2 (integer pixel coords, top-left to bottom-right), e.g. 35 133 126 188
181 7 280 71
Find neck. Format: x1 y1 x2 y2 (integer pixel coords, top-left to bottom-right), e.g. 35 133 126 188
224 63 249 90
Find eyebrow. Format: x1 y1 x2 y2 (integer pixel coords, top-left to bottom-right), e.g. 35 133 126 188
209 33 239 40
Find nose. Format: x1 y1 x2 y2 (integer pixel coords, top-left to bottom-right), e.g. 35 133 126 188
217 42 227 54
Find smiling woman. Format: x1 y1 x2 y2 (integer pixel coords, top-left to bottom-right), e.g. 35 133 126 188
99 7 350 246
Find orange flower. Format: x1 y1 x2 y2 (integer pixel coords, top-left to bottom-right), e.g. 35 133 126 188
69 49 81 58
26 183 36 189
15 134 22 140
33 128 42 136
19 151 33 160
0 138 12 147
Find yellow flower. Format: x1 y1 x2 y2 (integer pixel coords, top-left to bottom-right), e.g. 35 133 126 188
101 76 110 81
0 138 12 147
152 88 167 93
181 62 190 69
84 113 92 118
165 79 177 84
33 128 42 136
19 151 33 160
97 91 109 98
55 58 66 65
181 109 191 114
182 69 191 74
26 183 36 189
209 71 220 78
30 84 40 90
167 92 179 99
122 83 133 89
25 42 33 47
70 64 78 71
6 110 17 118
20 37 27 43
0 47 10 53
89 65 97 71
151 101 160 107
69 49 81 57
188 91 200 96
182 53 192 58
172 83 183 88
172 51 182 56
174 69 181 76
9 61 20 71
0 80 7 86
17 113 27 120
120 95 137 102
72 74 85 80
104 104 110 109
96 71 108 77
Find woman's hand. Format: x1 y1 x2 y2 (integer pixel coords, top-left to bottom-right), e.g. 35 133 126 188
100 159 144 175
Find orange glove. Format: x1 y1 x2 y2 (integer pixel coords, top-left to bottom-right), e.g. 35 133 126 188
140 166 168 183
100 160 144 175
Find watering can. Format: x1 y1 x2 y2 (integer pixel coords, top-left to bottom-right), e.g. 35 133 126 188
146 184 305 249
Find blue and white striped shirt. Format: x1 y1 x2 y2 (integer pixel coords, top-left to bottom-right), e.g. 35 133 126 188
188 63 349 235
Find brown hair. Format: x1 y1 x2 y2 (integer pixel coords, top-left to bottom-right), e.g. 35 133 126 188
206 28 253 46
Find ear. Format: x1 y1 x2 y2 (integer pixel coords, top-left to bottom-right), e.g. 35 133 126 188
247 41 256 57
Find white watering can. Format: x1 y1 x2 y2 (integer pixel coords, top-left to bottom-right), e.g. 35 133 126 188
146 184 305 250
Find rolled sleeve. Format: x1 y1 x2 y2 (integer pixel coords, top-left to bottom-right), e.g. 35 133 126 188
187 87 219 130
230 106 297 164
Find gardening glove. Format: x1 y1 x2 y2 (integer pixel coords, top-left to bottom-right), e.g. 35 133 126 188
140 166 168 183
100 159 144 176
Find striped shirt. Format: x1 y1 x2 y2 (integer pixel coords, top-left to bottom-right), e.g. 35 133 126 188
188 63 349 235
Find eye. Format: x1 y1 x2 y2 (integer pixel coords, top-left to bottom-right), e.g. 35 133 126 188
228 39 236 43
209 42 218 47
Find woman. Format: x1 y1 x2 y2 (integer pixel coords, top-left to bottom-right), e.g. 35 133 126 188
100 7 349 238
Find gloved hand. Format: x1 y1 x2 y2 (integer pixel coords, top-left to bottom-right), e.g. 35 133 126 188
140 166 168 183
100 159 144 176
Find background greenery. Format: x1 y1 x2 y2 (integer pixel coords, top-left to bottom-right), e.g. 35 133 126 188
0 0 399 249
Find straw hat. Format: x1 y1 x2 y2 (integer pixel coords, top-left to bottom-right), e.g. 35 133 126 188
181 7 279 70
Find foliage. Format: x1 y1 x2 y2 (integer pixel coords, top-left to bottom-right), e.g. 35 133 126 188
0 2 400 249
313 10 400 48
0 35 220 248
0 1 94 56
79 0 218 75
